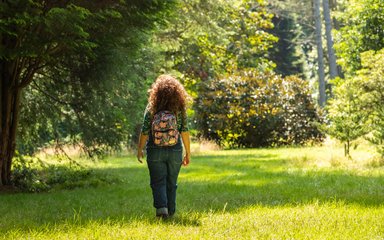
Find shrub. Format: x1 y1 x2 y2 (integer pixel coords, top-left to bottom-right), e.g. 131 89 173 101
44 165 119 190
194 70 323 148
11 155 119 193
366 156 384 168
11 154 50 192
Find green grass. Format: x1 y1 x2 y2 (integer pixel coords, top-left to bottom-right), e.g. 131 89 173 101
1 145 384 239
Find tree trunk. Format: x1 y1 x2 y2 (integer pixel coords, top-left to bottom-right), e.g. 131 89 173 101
330 0 344 78
345 140 351 158
0 60 22 186
313 0 326 107
344 142 347 157
1 23 38 188
323 0 338 80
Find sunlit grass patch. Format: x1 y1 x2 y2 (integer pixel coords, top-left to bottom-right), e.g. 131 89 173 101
1 145 384 239
3 202 384 240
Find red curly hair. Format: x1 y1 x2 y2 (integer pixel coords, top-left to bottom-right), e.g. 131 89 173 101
148 75 189 115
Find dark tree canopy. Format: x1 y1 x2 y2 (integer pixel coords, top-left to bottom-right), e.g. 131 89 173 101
0 0 175 185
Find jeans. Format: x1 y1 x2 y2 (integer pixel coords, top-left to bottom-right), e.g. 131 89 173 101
146 147 183 216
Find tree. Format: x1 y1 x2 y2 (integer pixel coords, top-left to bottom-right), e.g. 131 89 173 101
357 49 384 158
326 49 384 158
326 0 384 157
0 0 175 186
334 0 384 75
156 0 277 91
323 0 338 80
313 0 326 107
326 78 368 157
17 45 159 156
267 10 305 77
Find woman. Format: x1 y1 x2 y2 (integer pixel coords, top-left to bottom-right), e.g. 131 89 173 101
137 74 191 218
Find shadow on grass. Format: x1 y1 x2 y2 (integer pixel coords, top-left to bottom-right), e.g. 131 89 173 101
181 152 384 209
150 214 202 227
1 151 384 232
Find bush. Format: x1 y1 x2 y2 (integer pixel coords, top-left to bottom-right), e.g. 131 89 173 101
366 156 384 168
11 155 119 193
11 154 50 192
194 70 323 148
45 165 119 190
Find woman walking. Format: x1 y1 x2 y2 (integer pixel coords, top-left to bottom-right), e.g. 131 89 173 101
137 74 191 218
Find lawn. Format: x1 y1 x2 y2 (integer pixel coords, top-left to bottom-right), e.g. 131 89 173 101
1 144 384 239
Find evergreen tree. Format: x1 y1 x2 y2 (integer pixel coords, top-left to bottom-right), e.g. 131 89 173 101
267 10 304 77
0 0 175 186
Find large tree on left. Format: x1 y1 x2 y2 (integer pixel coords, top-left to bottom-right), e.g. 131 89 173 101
0 0 173 186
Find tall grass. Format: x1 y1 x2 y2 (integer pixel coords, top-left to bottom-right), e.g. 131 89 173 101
1 144 383 239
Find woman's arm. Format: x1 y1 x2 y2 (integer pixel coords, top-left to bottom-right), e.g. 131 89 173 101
137 133 149 163
181 131 191 166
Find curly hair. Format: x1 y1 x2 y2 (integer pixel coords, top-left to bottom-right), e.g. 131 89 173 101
148 75 190 115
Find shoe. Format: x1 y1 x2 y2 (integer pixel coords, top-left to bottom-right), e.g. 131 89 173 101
156 213 169 219
156 207 169 219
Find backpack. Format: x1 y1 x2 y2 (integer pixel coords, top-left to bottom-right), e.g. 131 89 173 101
152 110 179 146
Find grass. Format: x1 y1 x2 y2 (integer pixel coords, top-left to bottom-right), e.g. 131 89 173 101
1 144 384 239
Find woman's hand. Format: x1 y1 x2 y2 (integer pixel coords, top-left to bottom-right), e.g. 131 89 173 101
181 131 191 167
137 150 144 163
137 133 148 164
182 153 190 166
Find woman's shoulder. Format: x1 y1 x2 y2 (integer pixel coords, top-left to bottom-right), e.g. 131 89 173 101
144 104 153 114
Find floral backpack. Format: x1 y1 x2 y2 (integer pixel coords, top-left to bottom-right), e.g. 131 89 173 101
152 111 179 146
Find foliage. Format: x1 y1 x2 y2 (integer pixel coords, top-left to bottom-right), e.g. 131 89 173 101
267 0 319 81
366 156 384 168
45 165 120 190
356 49 384 157
156 0 278 93
195 70 323 148
325 78 369 157
11 154 49 192
326 0 384 157
4 1 176 156
11 154 119 193
267 5 306 77
17 46 158 156
326 49 384 158
334 0 384 75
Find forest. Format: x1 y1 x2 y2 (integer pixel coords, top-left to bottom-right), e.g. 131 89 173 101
1 0 383 186
1 1 384 239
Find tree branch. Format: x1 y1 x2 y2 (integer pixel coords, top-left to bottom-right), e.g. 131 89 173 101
31 80 77 107
17 59 44 89
46 44 65 55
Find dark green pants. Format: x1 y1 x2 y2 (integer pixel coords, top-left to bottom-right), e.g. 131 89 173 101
146 148 182 216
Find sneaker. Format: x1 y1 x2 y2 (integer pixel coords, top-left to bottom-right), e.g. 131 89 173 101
156 207 169 219
156 213 169 219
